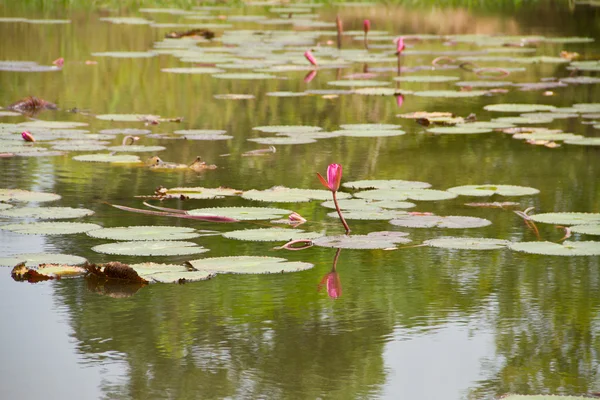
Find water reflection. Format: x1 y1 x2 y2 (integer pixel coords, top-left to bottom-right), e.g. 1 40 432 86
318 248 343 299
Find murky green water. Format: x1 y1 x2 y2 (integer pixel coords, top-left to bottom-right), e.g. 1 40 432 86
1 2 600 399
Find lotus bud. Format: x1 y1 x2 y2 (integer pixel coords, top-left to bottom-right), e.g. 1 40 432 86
317 163 342 192
289 212 307 223
395 36 405 54
363 19 370 34
304 50 318 67
21 131 35 142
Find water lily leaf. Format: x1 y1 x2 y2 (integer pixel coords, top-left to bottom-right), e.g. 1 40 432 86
247 137 317 145
0 111 22 117
214 94 255 100
212 72 278 79
73 154 142 163
162 67 224 74
358 188 457 201
560 76 600 84
389 215 491 228
343 179 431 190
0 221 102 235
492 116 554 124
335 129 406 137
564 137 600 146
0 204 13 211
0 206 94 219
529 212 600 225
352 88 408 96
0 189 61 203
223 228 322 242
143 270 215 284
508 241 600 256
327 209 407 220
460 121 515 129
427 126 492 134
187 206 291 220
92 241 209 256
242 186 350 202
447 184 540 197
397 111 454 119
19 120 88 129
92 51 156 58
312 234 410 249
106 145 166 153
573 103 600 113
52 142 108 151
340 124 402 130
512 132 583 141
99 128 151 135
0 253 86 267
394 75 459 83
327 80 390 87
99 17 152 25
484 103 557 112
96 114 160 122
187 256 313 274
152 186 241 199
424 237 510 250
266 91 307 97
253 125 322 133
87 226 201 241
414 90 488 97
320 198 381 211
571 224 600 235
456 80 513 88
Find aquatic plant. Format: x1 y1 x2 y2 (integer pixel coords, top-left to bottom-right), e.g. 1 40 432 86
317 164 350 233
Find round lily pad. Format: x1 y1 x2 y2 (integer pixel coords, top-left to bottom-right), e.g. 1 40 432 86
0 253 87 268
339 124 401 130
312 234 410 249
19 120 89 129
106 145 166 153
143 270 215 284
328 209 407 220
336 129 406 137
242 187 351 202
253 125 322 133
342 179 431 190
560 76 600 84
447 184 540 197
91 241 209 256
570 224 600 235
0 189 61 203
187 206 291 220
321 198 414 211
394 75 459 83
96 114 160 122
160 187 241 199
73 154 142 163
565 138 600 146
427 126 492 134
266 91 307 97
187 256 313 274
174 129 228 135
92 51 156 58
99 129 151 135
212 72 277 80
223 228 322 242
492 116 554 124
87 226 201 241
247 137 316 145
52 143 108 151
0 206 94 219
352 88 405 96
99 17 152 25
0 221 102 235
390 215 491 228
424 237 510 250
414 90 488 97
355 188 457 201
529 212 600 226
327 80 390 87
214 94 255 100
455 80 513 88
162 67 224 74
508 241 600 256
483 103 557 112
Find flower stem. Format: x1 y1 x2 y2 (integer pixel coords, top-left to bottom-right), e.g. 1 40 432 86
332 191 350 234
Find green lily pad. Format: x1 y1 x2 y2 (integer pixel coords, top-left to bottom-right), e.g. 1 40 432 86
508 240 600 256
424 237 510 250
174 129 227 135
352 88 408 96
187 256 313 274
570 224 600 235
0 189 61 203
241 187 351 202
223 228 322 242
51 143 108 151
99 128 151 135
414 90 488 97
253 125 322 133
73 154 142 163
99 17 152 25
339 124 401 130
162 67 224 74
335 129 406 137
529 212 600 226
427 126 492 134
19 120 88 129
328 209 407 220
328 80 390 87
92 241 209 256
389 215 491 228
0 222 102 235
394 75 459 83
266 91 307 97
187 206 291 220
141 270 215 284
0 206 94 219
492 116 554 124
87 226 201 241
447 184 540 197
0 204 13 211
96 114 160 122
212 72 278 80
312 233 410 249
564 137 600 146
512 132 583 141
247 137 317 145
342 179 431 190
484 103 557 112
92 51 156 58
0 111 22 117
214 94 255 100
458 121 515 129
158 187 241 199
0 253 87 268
355 188 457 201
455 80 513 88
107 145 166 153
560 76 600 84
573 103 600 113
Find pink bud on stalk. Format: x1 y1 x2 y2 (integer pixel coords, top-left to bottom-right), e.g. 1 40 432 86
363 19 370 34
395 36 405 54
21 131 35 142
304 50 318 67
317 164 350 233
289 212 307 223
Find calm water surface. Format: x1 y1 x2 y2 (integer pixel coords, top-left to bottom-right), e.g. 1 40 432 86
0 2 599 399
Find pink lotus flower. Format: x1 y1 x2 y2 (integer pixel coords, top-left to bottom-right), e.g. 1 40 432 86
318 271 342 299
317 163 342 192
304 50 318 67
52 57 64 67
21 131 35 142
395 36 405 54
288 212 307 223
363 19 370 34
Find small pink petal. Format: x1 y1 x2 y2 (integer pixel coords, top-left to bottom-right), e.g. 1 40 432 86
304 50 318 67
52 57 64 67
21 131 35 142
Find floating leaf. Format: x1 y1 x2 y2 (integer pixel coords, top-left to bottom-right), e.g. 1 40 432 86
456 80 513 88
447 184 540 197
529 212 600 226
96 114 160 122
328 209 408 220
427 126 492 134
424 237 510 250
389 215 491 228
492 116 554 124
335 129 406 137
127 262 214 283
355 188 457 201
570 224 600 235
394 75 459 83
253 125 322 133
339 124 401 130
0 189 61 203
223 228 322 242
107 145 166 153
0 222 102 235
414 90 488 97
343 179 431 190
352 88 407 96
564 137 600 146
187 256 313 274
0 253 86 267
0 204 13 211
99 17 152 25
187 206 291 220
92 241 209 256
162 67 224 74
241 186 351 202
312 234 410 249
0 206 94 219
92 51 156 58
508 241 600 256
247 137 316 145
151 186 241 200
214 94 255 100
73 154 142 163
266 91 307 97
560 76 600 84
484 103 557 112
212 72 277 80
87 226 202 241
19 120 88 129
327 80 390 87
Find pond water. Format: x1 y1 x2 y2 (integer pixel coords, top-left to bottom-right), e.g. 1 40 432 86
1 2 600 399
